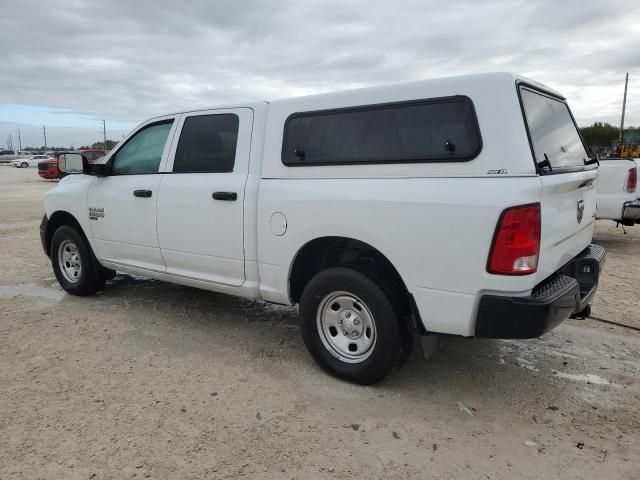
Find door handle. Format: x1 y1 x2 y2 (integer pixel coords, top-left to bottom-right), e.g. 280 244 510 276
212 191 237 201
133 189 153 198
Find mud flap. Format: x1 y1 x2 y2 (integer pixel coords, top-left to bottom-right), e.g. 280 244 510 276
419 335 439 361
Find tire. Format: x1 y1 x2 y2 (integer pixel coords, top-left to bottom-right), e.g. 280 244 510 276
21 162 28 168
299 267 413 385
51 225 104 296
344 262 415 370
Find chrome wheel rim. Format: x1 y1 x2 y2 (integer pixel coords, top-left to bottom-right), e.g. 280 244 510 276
58 239 82 283
316 291 377 363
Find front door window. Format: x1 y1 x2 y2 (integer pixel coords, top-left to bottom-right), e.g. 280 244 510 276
111 121 173 175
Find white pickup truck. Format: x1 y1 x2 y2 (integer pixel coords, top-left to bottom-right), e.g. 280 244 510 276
41 73 605 384
596 158 640 226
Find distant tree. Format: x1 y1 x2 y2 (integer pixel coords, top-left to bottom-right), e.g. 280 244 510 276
90 139 119 150
22 145 75 151
580 122 619 148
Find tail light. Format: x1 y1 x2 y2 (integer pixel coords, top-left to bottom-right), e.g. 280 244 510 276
625 167 637 193
487 203 541 275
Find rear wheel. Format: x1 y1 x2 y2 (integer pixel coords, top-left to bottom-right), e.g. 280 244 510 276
300 267 412 385
21 162 28 168
51 225 104 296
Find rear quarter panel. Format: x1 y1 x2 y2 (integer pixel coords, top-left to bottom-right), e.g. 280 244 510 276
258 176 542 336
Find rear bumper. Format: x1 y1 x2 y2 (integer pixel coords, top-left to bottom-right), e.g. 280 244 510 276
475 244 606 339
622 199 640 221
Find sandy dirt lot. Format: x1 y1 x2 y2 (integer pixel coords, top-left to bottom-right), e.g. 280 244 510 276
0 166 639 479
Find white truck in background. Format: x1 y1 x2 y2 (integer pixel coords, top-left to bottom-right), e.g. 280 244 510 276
596 158 640 226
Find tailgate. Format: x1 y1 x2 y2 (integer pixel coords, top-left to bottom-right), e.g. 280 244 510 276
537 169 598 283
517 83 598 284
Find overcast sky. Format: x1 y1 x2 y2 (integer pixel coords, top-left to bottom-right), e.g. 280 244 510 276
1 0 639 148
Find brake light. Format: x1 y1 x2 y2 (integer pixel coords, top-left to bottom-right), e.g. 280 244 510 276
625 167 637 193
487 203 541 275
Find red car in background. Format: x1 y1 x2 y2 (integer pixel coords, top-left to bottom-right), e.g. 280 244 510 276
37 157 61 179
38 149 108 180
78 149 109 162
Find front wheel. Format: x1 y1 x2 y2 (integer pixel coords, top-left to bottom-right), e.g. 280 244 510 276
299 267 412 385
51 225 104 296
21 162 28 168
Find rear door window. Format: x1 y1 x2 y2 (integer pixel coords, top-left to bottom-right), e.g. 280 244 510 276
173 114 239 173
519 87 589 170
282 97 481 165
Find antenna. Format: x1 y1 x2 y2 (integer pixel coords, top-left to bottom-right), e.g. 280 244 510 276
620 72 629 144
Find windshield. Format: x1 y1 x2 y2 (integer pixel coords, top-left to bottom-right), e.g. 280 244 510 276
519 86 589 170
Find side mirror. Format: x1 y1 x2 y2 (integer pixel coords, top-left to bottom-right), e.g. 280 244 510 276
58 153 84 174
85 161 110 176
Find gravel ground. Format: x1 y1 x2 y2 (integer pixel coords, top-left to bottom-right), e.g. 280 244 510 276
1 166 639 479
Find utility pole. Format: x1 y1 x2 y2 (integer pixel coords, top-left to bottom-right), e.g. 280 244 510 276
42 125 47 149
8 133 13 150
17 130 22 150
102 120 107 148
620 72 629 144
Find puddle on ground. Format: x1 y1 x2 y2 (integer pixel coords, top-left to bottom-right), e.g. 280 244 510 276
551 370 611 385
0 283 65 301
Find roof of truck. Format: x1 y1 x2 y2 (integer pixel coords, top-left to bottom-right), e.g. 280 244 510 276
149 72 563 120
268 72 563 107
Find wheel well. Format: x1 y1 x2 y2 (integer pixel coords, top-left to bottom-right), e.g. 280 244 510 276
45 211 85 256
289 237 415 320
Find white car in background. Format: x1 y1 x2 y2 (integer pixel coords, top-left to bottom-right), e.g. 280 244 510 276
11 155 53 168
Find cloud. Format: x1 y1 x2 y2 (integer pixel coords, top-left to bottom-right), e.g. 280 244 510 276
0 0 639 146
